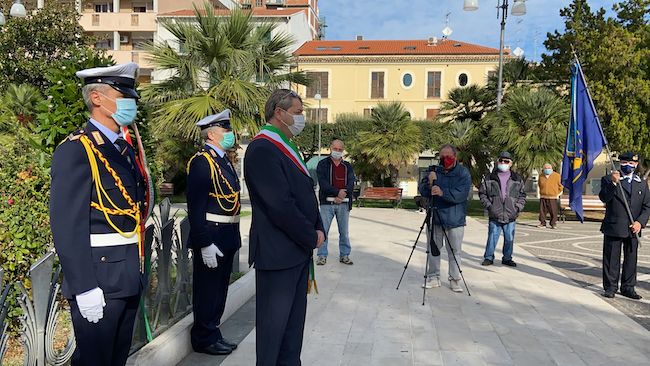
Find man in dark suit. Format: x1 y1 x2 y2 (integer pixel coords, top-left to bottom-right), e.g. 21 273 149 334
186 110 241 355
244 89 325 366
599 152 650 300
50 62 147 366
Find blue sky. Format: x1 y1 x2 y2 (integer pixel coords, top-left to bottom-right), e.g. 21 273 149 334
318 0 616 62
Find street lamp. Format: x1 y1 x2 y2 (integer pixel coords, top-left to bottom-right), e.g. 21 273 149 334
464 0 527 111
9 0 27 17
314 81 322 161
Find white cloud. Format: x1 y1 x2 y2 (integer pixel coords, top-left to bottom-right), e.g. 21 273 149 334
319 0 616 62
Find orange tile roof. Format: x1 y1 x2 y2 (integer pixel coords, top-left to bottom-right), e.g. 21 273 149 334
159 8 304 17
294 39 505 56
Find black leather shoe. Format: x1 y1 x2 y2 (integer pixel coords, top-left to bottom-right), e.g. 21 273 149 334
195 342 232 355
602 290 616 298
481 259 493 266
217 338 238 350
621 290 642 300
502 260 517 267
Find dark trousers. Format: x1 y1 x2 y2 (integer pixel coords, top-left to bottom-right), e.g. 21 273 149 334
603 235 638 292
414 196 429 210
69 294 139 366
256 258 310 366
539 198 558 226
191 248 236 350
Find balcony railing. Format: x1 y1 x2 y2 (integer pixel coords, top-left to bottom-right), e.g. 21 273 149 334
79 12 157 31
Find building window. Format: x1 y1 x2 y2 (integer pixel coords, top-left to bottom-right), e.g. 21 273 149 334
131 14 139 26
255 0 263 7
306 108 328 122
487 70 497 85
403 73 412 87
94 3 113 12
427 71 441 98
132 52 140 63
306 72 328 98
133 39 152 50
133 6 146 12
371 72 384 99
94 40 113 50
458 73 468 87
426 108 440 120
363 108 374 116
92 14 100 26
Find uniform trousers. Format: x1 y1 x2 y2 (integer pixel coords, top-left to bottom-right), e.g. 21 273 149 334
539 198 558 227
69 294 139 366
191 248 236 350
256 258 310 366
603 234 638 292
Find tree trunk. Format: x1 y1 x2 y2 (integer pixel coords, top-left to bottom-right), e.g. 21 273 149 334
389 165 399 187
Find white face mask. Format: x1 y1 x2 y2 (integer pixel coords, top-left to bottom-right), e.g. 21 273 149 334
331 151 343 160
281 109 305 137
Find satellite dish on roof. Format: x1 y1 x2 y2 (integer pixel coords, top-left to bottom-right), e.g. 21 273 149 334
513 47 524 57
442 27 453 37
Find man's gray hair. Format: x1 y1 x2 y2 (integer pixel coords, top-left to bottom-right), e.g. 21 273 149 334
200 126 219 141
82 84 113 111
331 139 344 149
264 89 302 122
439 143 457 156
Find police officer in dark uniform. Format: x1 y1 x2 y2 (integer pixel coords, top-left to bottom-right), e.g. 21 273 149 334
50 62 147 366
186 110 241 355
600 152 650 299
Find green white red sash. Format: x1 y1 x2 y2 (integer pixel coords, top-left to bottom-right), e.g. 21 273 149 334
252 125 310 177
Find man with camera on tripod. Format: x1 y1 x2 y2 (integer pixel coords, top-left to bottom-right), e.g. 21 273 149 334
418 144 472 292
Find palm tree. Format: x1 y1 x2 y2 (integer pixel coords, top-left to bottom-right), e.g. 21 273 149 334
143 1 309 141
0 84 43 145
439 85 495 188
351 101 421 187
487 87 570 181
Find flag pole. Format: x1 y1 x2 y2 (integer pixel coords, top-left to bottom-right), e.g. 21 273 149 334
571 50 640 243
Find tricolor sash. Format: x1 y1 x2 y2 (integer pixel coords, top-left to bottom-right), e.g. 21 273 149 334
252 125 310 177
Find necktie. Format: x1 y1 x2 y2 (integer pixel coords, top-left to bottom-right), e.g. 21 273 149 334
115 138 135 171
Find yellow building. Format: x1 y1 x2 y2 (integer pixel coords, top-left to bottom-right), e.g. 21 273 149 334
293 38 512 122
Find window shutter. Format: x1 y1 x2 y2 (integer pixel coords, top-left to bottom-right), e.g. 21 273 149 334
378 72 384 99
426 109 440 120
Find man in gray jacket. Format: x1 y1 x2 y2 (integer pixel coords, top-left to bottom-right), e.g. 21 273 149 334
479 152 527 267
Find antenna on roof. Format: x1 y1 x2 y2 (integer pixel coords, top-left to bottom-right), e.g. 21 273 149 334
442 12 452 40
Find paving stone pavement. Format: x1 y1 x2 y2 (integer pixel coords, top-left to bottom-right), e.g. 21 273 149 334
206 208 650 366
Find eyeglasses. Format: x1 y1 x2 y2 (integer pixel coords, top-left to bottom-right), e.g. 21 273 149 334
273 89 299 111
498 159 512 163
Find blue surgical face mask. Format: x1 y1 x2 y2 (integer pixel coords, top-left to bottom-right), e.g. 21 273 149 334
544 168 552 175
219 131 235 150
101 93 138 127
498 164 510 172
620 163 635 176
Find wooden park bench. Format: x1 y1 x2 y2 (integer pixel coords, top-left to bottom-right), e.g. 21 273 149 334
357 187 403 209
158 182 174 196
559 194 605 222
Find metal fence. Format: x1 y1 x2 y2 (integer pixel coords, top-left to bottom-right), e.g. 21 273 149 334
0 198 193 366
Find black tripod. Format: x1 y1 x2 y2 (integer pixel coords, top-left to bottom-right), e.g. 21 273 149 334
397 194 470 304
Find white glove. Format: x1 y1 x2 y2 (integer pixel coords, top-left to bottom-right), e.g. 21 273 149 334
76 287 106 323
201 244 224 269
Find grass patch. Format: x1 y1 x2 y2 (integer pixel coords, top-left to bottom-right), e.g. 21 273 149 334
229 271 245 284
241 210 251 217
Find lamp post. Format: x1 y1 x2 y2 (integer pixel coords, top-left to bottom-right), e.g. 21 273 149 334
314 80 322 161
463 0 527 111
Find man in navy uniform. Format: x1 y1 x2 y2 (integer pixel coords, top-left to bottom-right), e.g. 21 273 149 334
244 89 325 366
600 152 650 299
50 62 146 366
186 110 241 355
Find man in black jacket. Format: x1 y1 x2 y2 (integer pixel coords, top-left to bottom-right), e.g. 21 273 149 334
316 139 355 265
600 152 650 299
244 89 325 366
478 152 526 267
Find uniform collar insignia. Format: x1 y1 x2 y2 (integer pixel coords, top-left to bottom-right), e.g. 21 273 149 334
91 131 105 145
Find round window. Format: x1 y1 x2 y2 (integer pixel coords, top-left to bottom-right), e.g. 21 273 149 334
458 73 468 86
403 73 413 87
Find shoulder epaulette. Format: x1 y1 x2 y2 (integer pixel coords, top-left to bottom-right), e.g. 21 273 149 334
59 129 86 146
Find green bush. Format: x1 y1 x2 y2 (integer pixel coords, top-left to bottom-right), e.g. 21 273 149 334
0 141 51 332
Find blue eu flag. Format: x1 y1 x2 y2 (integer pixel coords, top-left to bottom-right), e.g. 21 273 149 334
561 62 606 223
